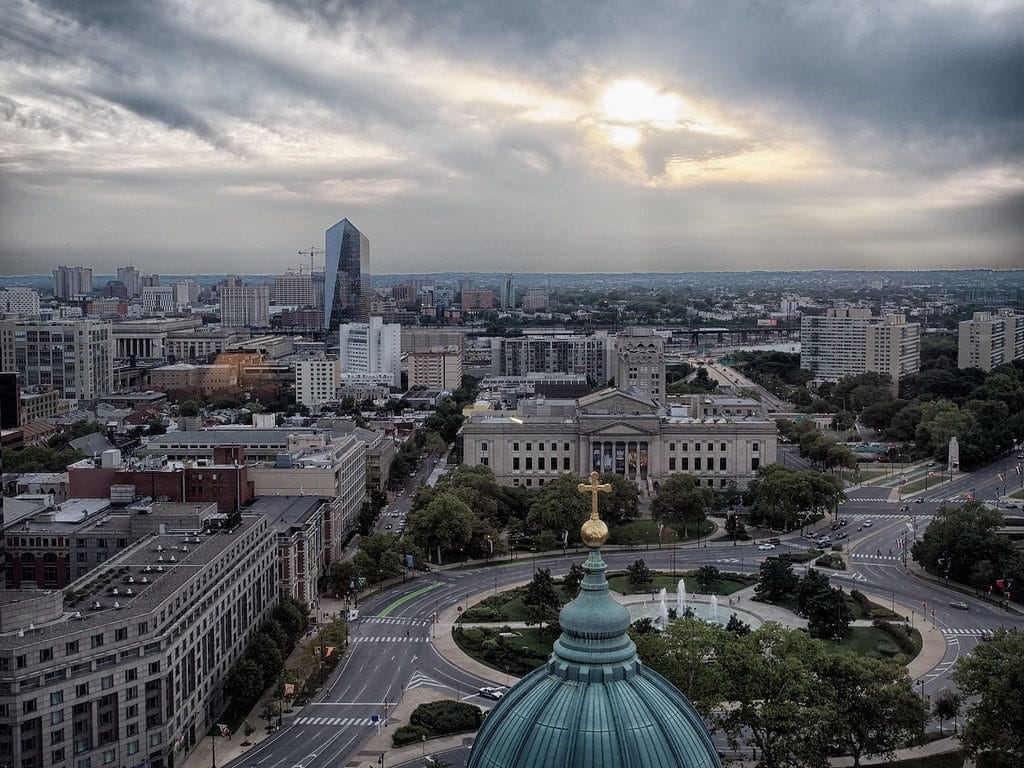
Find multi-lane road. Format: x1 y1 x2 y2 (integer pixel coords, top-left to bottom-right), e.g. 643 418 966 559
230 451 1024 768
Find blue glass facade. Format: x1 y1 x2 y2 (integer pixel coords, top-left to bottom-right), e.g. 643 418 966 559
324 218 369 332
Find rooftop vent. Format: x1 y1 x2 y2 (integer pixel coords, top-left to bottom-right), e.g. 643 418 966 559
73 612 82 619
90 601 102 611
140 577 149 584
113 602 122 610
124 588 134 596
169 555 177 563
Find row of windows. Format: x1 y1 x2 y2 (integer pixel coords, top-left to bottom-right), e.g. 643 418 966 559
512 456 572 471
667 457 730 472
508 442 572 452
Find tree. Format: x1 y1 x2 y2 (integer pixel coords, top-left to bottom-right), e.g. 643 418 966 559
404 492 474 564
631 618 730 719
563 562 585 600
795 568 832 617
525 474 589 542
952 627 1024 767
911 501 1022 586
695 565 722 593
178 399 203 417
932 688 962 735
596 472 641 525
223 658 264 709
626 558 654 590
650 473 714 538
820 654 927 767
717 622 832 768
804 586 851 640
249 632 284 686
754 558 798 603
523 567 561 640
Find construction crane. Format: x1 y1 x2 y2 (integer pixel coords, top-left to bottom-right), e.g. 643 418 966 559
297 246 324 275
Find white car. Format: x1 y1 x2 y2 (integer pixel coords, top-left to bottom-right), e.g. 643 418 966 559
861 520 873 527
478 686 507 700
758 543 776 551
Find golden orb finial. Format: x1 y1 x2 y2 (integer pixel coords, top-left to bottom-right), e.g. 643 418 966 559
577 470 613 548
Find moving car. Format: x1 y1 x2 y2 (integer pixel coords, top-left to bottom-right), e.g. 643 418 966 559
861 520 873 527
758 543 776 551
913 497 925 504
478 686 507 700
950 600 969 610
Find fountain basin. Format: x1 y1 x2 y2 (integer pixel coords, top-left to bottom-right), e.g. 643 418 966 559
627 599 762 630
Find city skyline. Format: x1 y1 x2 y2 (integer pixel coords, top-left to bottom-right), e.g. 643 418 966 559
2 1 1022 275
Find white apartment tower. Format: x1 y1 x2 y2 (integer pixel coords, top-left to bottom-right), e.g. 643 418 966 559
221 285 270 327
958 309 1024 371
801 308 920 395
338 317 401 388
296 357 341 407
0 320 114 399
0 288 41 316
52 265 93 299
117 265 142 297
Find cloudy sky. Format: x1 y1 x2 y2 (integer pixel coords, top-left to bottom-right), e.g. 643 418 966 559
1 0 1022 276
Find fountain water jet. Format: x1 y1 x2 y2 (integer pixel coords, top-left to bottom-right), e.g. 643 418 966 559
677 579 687 615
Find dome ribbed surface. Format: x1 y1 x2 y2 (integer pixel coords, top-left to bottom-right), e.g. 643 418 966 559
467 548 721 768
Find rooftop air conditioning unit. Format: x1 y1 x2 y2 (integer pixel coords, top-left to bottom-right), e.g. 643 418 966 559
113 602 122 609
140 577 149 584
73 612 82 619
124 588 134 596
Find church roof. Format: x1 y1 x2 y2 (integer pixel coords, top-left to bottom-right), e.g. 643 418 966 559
467 475 721 768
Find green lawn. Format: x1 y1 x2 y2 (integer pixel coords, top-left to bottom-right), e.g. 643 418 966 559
452 625 552 675
607 571 755 597
609 518 715 546
1010 488 1024 499
899 474 952 496
887 750 963 768
458 586 576 623
821 626 922 662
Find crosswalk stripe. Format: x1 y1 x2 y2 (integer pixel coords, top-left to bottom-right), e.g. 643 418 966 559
940 628 989 636
351 636 425 643
294 716 375 727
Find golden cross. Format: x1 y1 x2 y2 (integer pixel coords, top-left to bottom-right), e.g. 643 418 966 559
578 470 612 520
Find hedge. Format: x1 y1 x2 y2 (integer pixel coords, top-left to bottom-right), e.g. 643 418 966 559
873 619 920 655
392 700 483 747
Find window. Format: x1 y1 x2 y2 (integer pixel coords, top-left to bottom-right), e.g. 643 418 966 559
39 648 53 663
148 661 160 675
751 457 760 471
563 457 571 470
538 457 545 470
76 683 89 697
137 622 148 634
90 634 103 649
564 443 570 451
668 442 675 451
125 704 138 718
720 442 727 451
22 699 37 714
513 442 519 451
695 457 703 471
101 675 113 690
480 457 488 466
127 741 139 755
551 443 557 451
149 734 162 747
480 442 488 452
525 458 532 470
720 457 727 471
668 457 676 471
52 749 65 764
681 458 689 470
752 442 759 452
125 668 137 682
681 442 688 452
16 654 26 669
115 628 127 641
694 442 701 452
525 443 532 451
51 710 64 725
50 691 63 706
512 457 520 470
51 727 64 742
103 750 115 764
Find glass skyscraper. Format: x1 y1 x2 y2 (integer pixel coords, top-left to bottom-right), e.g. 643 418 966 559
324 218 369 333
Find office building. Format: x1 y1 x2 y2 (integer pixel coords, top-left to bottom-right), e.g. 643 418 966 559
491 331 614 384
339 317 401 389
800 309 920 395
459 388 776 491
500 273 515 309
521 287 549 312
112 317 203 361
148 363 237 394
116 265 141 297
408 348 463 391
247 497 329 604
614 327 666 403
173 280 199 307
52 265 93 299
0 288 41 317
324 219 369 332
220 285 270 328
296 357 341 407
461 290 495 311
0 320 114 400
0 509 277 768
141 285 175 314
958 309 1024 371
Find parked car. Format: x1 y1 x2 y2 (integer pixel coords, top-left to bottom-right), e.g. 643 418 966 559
758 543 776 551
950 600 969 610
835 532 849 541
478 686 507 700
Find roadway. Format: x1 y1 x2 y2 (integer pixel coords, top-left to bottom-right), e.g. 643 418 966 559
230 453 1024 768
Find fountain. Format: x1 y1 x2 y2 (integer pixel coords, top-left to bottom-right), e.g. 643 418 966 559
710 595 719 622
677 579 687 615
658 588 670 628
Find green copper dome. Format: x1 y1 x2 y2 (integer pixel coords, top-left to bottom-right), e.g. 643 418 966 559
467 544 722 768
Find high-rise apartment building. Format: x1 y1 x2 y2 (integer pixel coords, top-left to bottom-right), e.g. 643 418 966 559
272 273 322 308
173 279 199 307
408 348 463 390
324 219 369 332
461 289 495 311
220 285 270 327
0 320 114 399
500 273 515 309
801 309 920 395
0 288 41 316
296 357 341 406
142 285 175 313
958 309 1024 371
491 332 615 384
339 317 401 388
116 265 141 297
614 327 666 403
52 265 93 299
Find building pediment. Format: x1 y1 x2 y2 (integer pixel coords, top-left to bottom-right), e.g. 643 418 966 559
576 387 659 416
580 418 660 437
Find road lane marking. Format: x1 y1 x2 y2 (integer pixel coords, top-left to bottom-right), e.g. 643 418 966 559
377 581 443 617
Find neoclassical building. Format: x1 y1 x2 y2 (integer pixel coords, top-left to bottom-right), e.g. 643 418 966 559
458 388 777 491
